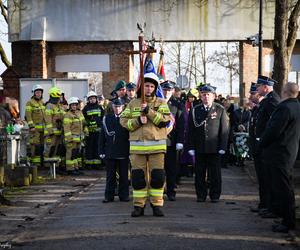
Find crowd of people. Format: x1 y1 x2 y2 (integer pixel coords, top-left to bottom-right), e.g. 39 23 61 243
1 72 300 232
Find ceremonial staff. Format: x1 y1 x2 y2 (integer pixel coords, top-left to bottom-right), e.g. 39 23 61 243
128 23 156 103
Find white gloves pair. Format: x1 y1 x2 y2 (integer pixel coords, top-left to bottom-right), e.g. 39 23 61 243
188 150 195 156
99 154 105 159
176 143 183 151
188 150 226 156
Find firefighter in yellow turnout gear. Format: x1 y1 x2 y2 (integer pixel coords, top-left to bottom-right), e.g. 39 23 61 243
25 84 45 167
44 87 65 163
63 97 87 175
120 73 171 217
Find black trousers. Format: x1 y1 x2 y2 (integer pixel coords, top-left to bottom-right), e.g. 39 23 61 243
104 158 129 200
165 146 179 196
85 131 101 165
269 165 295 229
253 151 267 209
195 153 221 200
262 154 275 212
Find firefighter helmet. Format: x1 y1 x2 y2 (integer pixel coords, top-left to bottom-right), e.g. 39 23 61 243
49 86 62 98
187 88 199 98
32 84 43 93
68 97 79 105
87 91 97 99
144 73 159 86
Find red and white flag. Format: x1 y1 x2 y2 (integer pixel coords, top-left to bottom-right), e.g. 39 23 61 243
157 50 166 81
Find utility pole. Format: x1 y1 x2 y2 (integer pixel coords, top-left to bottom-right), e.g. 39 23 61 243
258 0 263 75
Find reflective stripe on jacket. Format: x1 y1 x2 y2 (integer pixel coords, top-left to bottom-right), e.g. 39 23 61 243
120 96 171 154
63 110 87 142
25 97 45 130
44 103 65 135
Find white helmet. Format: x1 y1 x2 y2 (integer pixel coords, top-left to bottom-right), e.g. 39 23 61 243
144 73 159 86
87 91 97 99
32 84 43 93
68 97 79 105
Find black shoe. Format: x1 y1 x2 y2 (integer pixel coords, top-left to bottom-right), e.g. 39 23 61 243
152 206 164 217
250 206 260 213
258 208 269 216
131 206 144 217
102 198 114 203
261 212 278 219
197 197 206 202
167 195 176 201
119 197 130 202
210 198 219 203
272 224 289 233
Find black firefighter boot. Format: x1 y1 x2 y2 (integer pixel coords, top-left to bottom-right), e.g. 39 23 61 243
152 206 164 217
131 206 144 217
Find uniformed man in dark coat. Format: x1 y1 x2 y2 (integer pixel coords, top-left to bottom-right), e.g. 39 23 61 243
248 83 265 212
106 80 129 115
100 98 130 202
260 82 300 233
161 80 185 201
188 84 229 202
125 82 137 102
254 75 280 218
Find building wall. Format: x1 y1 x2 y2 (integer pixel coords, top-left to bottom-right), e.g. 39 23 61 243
240 41 273 100
8 41 133 99
9 0 286 42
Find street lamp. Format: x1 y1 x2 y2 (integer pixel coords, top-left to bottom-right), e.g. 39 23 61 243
246 0 263 75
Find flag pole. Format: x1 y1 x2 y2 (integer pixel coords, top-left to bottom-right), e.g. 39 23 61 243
138 33 145 103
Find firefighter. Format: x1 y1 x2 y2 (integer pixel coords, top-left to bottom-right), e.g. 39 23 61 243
120 72 171 217
63 97 87 175
44 86 65 164
82 91 104 169
25 84 45 167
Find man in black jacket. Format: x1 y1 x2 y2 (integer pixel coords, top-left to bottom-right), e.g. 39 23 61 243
161 80 185 201
255 75 280 218
249 83 264 212
260 82 300 233
188 84 229 202
100 98 130 202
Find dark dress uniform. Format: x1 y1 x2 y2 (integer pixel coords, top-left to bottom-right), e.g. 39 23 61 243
255 90 280 210
165 95 184 199
249 104 267 209
232 108 251 133
188 102 229 201
260 98 300 230
82 102 104 168
100 113 130 201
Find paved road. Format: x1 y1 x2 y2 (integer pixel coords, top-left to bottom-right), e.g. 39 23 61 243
2 167 299 250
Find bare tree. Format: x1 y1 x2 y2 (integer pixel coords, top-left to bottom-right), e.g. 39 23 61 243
163 42 209 87
273 0 300 95
0 0 10 67
208 42 239 95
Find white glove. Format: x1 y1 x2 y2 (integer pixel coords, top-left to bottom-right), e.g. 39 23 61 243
176 143 184 151
188 150 195 156
218 150 225 155
99 154 105 159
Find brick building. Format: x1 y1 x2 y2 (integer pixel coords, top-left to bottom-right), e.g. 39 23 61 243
3 0 300 101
